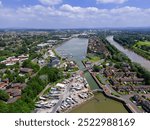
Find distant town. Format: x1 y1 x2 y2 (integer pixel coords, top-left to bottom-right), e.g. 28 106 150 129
0 29 150 113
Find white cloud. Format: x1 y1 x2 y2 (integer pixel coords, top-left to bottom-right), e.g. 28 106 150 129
97 0 128 4
0 1 3 7
60 4 100 13
0 3 150 28
39 0 62 6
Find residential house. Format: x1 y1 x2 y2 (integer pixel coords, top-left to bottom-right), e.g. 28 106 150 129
118 78 144 84
0 82 8 90
11 83 27 90
20 68 33 75
109 78 119 86
133 85 150 91
48 57 60 67
133 94 142 103
6 88 21 98
141 100 150 113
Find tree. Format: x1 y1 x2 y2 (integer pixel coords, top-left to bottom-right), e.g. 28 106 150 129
22 60 40 73
0 64 6 69
15 75 26 83
8 99 31 113
0 90 9 102
0 101 9 112
93 65 100 72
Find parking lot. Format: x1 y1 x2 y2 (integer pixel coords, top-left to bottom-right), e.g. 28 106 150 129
35 73 93 113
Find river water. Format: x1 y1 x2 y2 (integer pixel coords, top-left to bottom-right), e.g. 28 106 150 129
56 38 128 113
106 36 150 71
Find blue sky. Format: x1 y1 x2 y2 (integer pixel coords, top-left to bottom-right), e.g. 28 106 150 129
1 0 150 8
0 0 150 28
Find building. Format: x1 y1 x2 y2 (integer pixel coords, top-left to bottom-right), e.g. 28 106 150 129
48 57 60 67
119 78 144 84
125 72 137 77
113 85 132 92
37 43 52 49
11 83 27 90
109 78 119 86
132 78 144 84
1 55 29 66
18 54 29 62
6 88 21 98
47 40 57 45
0 82 8 90
132 94 142 103
56 83 65 89
20 68 33 75
132 95 150 112
104 69 113 77
103 67 118 78
141 100 150 113
2 78 9 84
7 96 21 103
48 50 55 57
114 72 125 78
133 85 150 91
87 37 109 56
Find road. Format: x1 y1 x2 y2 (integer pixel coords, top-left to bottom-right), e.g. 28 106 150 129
92 72 143 113
51 79 73 113
105 84 143 113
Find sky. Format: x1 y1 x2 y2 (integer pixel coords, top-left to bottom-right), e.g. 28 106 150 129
0 0 150 29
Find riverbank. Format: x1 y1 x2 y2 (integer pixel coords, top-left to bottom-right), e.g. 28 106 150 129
55 37 129 113
106 36 150 71
70 92 128 113
82 60 131 112
90 66 143 113
91 72 133 113
64 94 94 113
113 35 150 60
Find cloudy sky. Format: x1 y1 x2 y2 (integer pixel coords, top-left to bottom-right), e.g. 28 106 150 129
0 0 150 29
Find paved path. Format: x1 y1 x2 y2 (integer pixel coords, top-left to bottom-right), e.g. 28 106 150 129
92 72 143 113
51 80 72 113
105 84 143 113
36 83 51 100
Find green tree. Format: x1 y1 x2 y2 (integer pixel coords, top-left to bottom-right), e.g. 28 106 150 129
0 101 9 112
0 64 6 69
93 65 100 72
0 90 9 102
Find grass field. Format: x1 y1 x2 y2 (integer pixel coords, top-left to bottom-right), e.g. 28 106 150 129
136 41 150 47
132 41 150 60
86 54 100 62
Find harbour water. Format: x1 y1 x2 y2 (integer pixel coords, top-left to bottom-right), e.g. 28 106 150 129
56 38 128 113
71 92 128 113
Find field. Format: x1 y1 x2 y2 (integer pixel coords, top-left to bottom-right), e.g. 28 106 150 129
136 41 150 47
132 41 150 60
86 54 100 62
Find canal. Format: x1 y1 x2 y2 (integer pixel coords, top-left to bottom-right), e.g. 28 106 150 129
56 38 128 113
106 36 150 71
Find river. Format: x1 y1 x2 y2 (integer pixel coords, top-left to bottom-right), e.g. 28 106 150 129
56 38 128 113
106 36 150 71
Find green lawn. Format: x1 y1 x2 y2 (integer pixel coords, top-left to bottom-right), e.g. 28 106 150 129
96 74 107 85
132 41 150 60
86 54 100 63
136 41 150 47
89 56 100 62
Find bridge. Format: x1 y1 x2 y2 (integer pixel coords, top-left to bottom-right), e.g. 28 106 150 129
80 66 93 72
81 62 102 72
